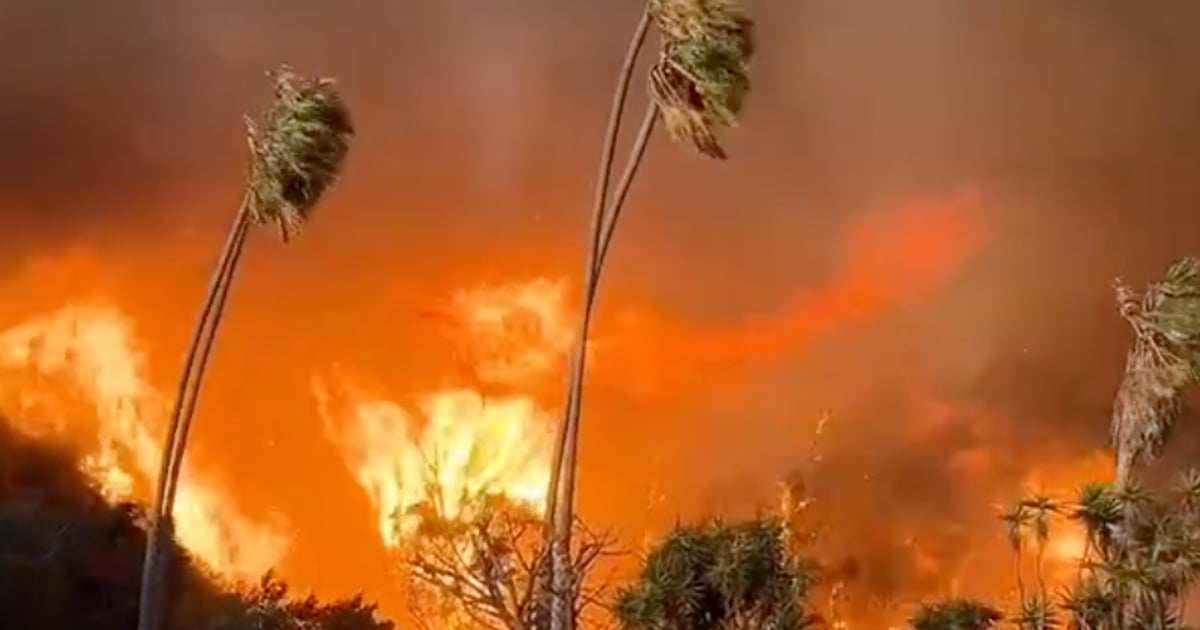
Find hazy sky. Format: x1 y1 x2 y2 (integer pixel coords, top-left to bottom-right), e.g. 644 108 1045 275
3 0 1200 619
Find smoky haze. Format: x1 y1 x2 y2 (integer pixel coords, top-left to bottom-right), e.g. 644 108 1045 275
3 0 1200 622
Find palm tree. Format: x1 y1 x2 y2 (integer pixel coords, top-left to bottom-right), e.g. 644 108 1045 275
1002 501 1033 602
612 517 820 630
544 1 754 625
1111 258 1200 488
1023 494 1063 599
1069 482 1121 575
136 66 353 630
909 599 1002 630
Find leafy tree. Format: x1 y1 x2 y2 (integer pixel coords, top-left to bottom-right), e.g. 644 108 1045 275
0 418 389 630
909 598 1002 630
140 65 354 630
612 517 819 630
547 0 756 625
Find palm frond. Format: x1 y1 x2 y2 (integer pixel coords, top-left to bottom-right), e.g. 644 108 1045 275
646 0 754 159
245 65 354 242
1012 596 1060 630
1059 578 1116 629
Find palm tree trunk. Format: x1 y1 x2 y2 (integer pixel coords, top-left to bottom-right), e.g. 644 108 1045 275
542 10 651 629
1035 543 1046 601
1015 545 1026 603
137 199 252 630
161 213 252 512
548 104 659 630
594 106 658 274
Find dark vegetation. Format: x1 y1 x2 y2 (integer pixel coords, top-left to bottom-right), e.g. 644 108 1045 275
0 417 391 630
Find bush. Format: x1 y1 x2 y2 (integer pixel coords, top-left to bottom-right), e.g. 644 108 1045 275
0 418 391 630
909 598 1002 630
613 517 819 629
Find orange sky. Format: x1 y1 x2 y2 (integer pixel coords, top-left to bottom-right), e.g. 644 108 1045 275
4 0 1200 626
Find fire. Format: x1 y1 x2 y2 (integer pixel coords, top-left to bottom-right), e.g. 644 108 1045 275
0 303 288 579
444 277 573 387
316 381 552 547
321 278 563 549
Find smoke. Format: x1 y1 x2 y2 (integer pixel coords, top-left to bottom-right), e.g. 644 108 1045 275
3 0 1200 623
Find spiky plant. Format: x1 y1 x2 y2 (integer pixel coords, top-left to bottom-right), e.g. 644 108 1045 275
1111 258 1200 487
544 2 754 626
909 599 1003 630
1013 596 1059 630
1060 578 1117 630
136 66 352 630
612 518 819 630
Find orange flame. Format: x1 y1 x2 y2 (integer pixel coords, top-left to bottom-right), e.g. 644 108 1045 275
0 304 288 579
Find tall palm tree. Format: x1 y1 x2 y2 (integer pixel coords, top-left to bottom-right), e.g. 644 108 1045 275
136 66 353 630
1111 258 1200 488
1002 501 1032 602
543 2 754 626
1023 494 1062 599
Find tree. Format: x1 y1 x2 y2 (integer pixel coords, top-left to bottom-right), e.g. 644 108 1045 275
138 66 354 630
909 599 1002 630
546 1 755 626
405 489 614 630
612 517 819 630
997 478 1200 629
1001 501 1032 602
1111 258 1200 487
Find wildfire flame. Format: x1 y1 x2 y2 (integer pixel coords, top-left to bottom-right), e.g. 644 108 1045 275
0 303 288 579
315 381 552 548
320 278 564 550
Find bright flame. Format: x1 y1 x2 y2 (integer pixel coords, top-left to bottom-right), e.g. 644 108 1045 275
316 381 552 548
321 278 563 549
0 303 288 578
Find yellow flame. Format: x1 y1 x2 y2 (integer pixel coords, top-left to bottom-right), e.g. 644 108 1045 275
321 279 563 549
316 381 552 548
0 304 288 579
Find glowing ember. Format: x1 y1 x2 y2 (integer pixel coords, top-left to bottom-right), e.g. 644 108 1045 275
0 304 288 579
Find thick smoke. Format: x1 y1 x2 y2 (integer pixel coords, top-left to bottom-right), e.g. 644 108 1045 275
3 0 1200 622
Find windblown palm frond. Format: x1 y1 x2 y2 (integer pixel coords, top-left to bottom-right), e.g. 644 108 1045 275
646 0 753 159
1112 258 1200 485
246 66 354 242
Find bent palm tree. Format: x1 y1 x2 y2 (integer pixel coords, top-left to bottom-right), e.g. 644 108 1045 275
1111 258 1200 488
543 2 754 626
137 66 353 630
